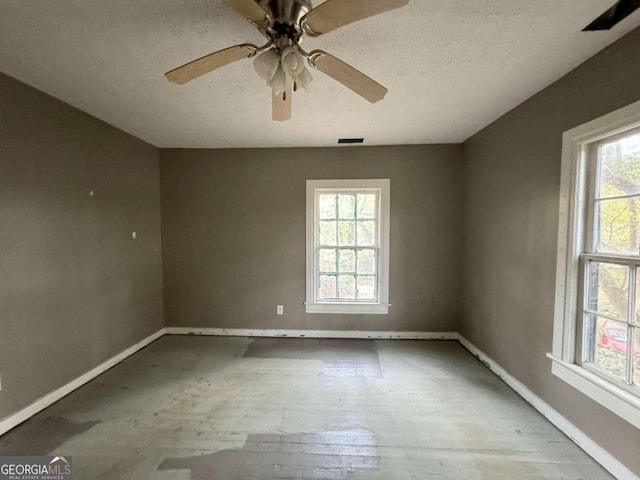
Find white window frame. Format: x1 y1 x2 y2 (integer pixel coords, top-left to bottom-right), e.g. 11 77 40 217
305 179 390 315
550 98 640 429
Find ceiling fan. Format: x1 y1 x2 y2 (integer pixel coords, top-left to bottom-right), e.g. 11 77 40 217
165 0 409 121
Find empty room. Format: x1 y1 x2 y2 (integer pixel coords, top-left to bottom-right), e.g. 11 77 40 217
1 0 640 478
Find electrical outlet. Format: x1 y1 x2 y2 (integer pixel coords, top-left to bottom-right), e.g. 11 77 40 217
276 305 284 315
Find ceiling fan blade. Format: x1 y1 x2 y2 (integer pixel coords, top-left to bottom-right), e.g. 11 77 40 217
223 0 269 26
165 44 256 85
272 75 293 121
583 0 640 31
309 50 388 103
302 0 409 36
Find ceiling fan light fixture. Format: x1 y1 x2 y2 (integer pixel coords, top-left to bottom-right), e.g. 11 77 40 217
255 45 312 94
268 65 287 95
296 66 313 90
281 47 305 76
253 48 280 82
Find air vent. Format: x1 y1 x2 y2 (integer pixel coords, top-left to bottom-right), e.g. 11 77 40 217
338 138 364 144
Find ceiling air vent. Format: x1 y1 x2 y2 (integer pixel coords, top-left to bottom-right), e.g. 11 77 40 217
338 138 364 144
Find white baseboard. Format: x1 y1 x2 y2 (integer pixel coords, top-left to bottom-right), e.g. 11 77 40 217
164 327 458 340
456 334 638 480
0 328 165 437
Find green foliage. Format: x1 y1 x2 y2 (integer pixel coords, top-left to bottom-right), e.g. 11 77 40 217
598 135 640 255
592 134 640 321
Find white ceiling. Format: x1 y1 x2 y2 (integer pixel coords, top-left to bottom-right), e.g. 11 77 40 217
0 1 638 148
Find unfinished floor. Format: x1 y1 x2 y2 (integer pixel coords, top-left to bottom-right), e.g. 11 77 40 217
0 337 613 479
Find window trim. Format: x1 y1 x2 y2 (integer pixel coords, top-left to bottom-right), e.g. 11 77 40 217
551 98 640 429
305 179 390 315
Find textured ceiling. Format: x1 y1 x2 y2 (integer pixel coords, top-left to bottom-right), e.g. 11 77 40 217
0 0 638 148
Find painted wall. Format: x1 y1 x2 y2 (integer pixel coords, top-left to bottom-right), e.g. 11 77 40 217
0 73 164 421
161 145 462 332
461 28 640 474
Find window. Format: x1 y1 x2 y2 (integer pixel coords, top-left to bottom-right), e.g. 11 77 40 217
305 179 390 314
582 130 640 390
551 99 640 428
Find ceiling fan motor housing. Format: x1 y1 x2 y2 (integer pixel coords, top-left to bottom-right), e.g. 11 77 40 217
257 0 312 42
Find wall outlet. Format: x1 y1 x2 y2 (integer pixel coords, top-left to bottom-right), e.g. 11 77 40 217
276 305 284 316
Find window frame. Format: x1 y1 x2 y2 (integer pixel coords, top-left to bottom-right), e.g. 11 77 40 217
580 130 640 394
305 179 390 315
551 99 640 429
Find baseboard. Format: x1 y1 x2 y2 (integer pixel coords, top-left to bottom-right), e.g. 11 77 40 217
0 328 165 437
164 327 458 340
456 334 638 480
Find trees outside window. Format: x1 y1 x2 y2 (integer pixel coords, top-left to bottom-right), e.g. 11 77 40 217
305 179 390 315
583 130 640 390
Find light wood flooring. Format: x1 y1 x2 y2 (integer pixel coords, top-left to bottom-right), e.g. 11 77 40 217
0 336 614 479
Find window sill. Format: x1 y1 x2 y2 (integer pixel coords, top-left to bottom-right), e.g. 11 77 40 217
547 354 640 429
305 303 389 315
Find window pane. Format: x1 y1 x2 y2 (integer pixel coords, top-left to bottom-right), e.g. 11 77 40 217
319 249 337 273
338 194 356 219
357 194 376 219
357 221 376 246
319 221 337 246
357 249 376 275
338 221 355 246
357 276 376 300
586 262 629 320
597 132 640 199
319 194 336 219
338 275 356 300
338 249 355 273
586 314 628 382
636 268 640 325
595 197 640 255
319 275 337 300
634 328 640 387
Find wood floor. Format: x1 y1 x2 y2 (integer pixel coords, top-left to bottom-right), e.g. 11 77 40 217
0 336 614 479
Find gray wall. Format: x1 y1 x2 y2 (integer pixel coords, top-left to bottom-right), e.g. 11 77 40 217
0 73 164 421
160 145 462 331
461 28 640 475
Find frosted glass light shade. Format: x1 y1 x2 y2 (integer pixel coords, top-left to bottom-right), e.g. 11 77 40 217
254 46 312 94
253 48 280 82
296 67 313 90
280 47 305 77
268 65 286 95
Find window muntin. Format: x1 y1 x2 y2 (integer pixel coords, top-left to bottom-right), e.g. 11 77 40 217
316 191 379 302
305 179 390 315
581 129 640 393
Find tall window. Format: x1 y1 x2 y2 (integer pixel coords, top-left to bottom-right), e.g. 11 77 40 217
552 99 640 429
582 129 640 391
305 179 390 314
